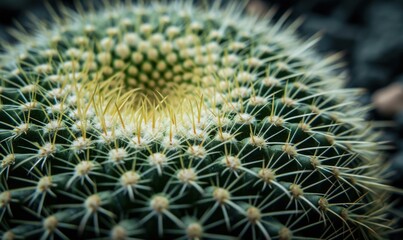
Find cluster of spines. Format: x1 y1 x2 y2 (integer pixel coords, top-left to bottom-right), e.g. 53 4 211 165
0 1 396 239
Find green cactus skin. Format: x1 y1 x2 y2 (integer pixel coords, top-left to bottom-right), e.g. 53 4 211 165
0 1 397 239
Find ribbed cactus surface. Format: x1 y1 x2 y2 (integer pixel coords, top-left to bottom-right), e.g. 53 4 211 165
0 1 395 239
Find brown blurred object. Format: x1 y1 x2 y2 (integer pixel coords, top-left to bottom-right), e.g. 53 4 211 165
373 82 403 116
247 0 269 16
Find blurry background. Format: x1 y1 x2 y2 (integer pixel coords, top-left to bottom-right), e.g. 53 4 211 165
1 0 403 237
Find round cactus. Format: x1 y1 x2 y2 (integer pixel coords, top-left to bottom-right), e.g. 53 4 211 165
0 1 397 239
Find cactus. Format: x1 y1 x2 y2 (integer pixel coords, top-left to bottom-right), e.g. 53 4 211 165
0 1 397 239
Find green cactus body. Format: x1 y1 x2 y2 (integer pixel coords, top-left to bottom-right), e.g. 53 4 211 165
0 1 395 239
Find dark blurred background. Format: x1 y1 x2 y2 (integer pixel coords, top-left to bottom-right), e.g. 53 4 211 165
1 0 403 237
